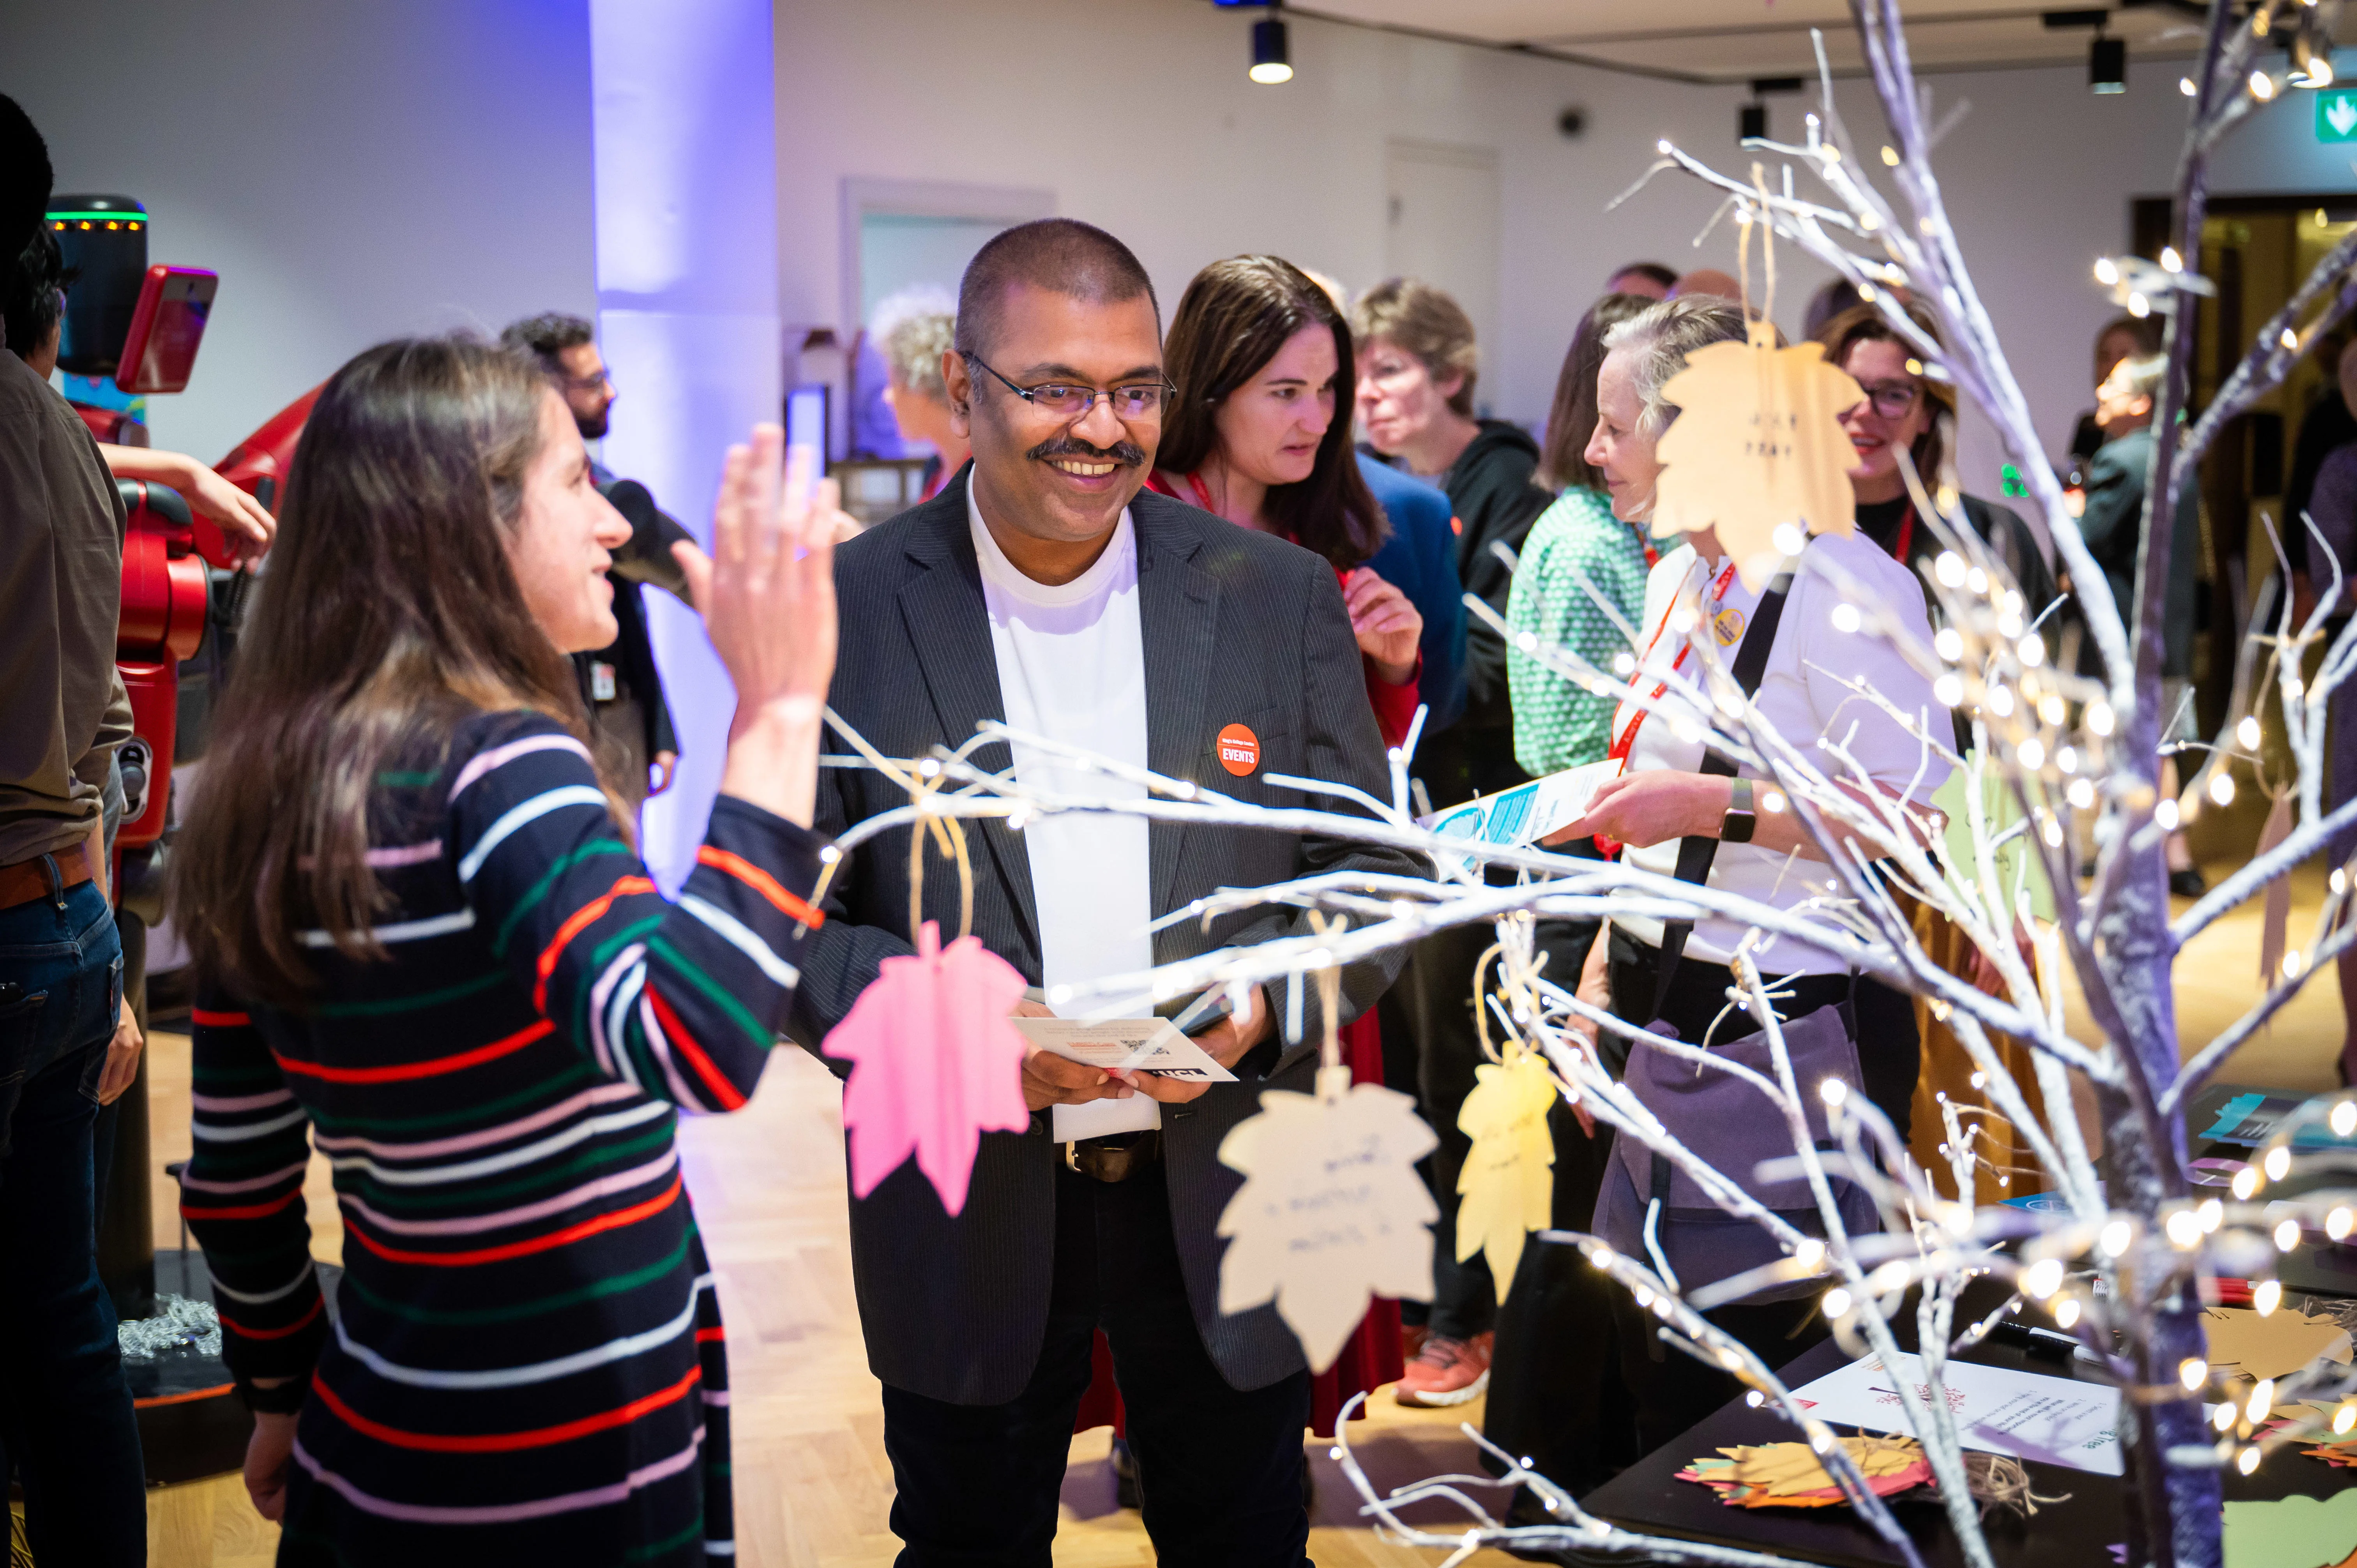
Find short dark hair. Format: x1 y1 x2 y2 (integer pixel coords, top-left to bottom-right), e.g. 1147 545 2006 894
1607 261 1678 292
0 95 51 311
953 219 1158 362
500 312 596 376
4 226 72 358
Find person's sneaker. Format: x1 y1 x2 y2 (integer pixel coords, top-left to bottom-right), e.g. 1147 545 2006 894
1393 1331 1493 1407
2169 866 2209 899
1401 1322 1430 1365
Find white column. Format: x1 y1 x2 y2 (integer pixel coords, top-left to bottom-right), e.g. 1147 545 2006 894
590 0 780 887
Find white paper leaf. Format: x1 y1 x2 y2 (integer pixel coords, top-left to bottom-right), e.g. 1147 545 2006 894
1215 1068 1439 1371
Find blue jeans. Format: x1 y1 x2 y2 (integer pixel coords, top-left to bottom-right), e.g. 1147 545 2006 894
0 873 144 1566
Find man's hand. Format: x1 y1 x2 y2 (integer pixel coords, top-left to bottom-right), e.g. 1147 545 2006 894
243 1407 298 1521
1343 568 1422 687
1012 998 1132 1113
97 999 145 1105
1545 771 1730 851
183 462 276 566
1115 986 1273 1106
649 751 679 796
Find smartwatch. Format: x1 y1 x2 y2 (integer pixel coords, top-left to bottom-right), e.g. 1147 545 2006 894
1721 777 1758 844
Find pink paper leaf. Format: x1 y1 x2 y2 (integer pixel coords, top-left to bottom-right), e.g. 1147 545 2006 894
822 921 1032 1215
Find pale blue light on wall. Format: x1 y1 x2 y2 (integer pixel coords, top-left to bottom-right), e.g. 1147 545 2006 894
589 0 781 888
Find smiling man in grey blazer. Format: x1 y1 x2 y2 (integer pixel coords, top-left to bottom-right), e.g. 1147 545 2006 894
782 219 1417 1567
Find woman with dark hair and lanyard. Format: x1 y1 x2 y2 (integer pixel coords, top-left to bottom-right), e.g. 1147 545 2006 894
168 335 843 1564
1815 301 2058 617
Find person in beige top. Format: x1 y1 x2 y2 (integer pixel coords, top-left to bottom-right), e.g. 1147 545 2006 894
0 92 146 1566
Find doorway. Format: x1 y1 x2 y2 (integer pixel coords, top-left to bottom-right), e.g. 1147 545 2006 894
2133 193 2357 736
832 178 1054 462
1385 139 1501 408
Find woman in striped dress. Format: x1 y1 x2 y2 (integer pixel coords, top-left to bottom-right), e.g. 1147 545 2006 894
168 337 841 1563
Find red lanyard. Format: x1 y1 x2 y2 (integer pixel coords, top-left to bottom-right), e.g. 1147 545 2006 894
1184 471 1217 513
1889 503 1918 566
1608 559 1738 775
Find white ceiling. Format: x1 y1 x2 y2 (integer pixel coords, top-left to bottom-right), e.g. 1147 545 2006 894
1291 1 2333 84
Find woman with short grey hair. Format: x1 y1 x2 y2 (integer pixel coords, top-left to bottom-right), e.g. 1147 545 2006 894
871 290 968 501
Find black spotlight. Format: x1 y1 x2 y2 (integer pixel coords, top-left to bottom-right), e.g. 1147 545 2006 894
1251 17 1291 83
2091 34 2126 94
1739 102 1769 142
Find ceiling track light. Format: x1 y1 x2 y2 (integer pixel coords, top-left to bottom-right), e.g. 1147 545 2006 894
2091 34 2127 94
1251 16 1291 83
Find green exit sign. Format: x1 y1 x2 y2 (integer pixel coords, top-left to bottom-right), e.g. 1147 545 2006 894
2321 88 2357 142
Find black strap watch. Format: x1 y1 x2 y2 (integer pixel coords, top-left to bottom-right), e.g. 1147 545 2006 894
1721 777 1758 844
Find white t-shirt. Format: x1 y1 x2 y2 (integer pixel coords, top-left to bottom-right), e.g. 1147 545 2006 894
968 486 1159 1136
1610 529 1950 973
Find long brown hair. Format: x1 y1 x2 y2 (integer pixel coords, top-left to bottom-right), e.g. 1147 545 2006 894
1539 291 1659 491
1815 300 1958 491
1158 255 1385 568
170 335 616 1008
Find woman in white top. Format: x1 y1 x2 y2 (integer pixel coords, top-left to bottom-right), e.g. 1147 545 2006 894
1552 296 1951 1447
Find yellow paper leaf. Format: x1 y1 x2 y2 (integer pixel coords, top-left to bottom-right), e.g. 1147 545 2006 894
1652 321 1865 590
1454 1045 1558 1293
2204 1305 2354 1388
1719 1436 1922 1496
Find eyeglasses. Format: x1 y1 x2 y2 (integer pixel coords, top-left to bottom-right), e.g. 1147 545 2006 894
1852 380 1921 418
965 353 1175 422
557 369 614 396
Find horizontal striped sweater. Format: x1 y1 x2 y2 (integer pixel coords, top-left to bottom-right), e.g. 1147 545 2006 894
185 710 828 1565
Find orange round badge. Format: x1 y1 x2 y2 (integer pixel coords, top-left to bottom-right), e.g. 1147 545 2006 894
1216 723 1261 777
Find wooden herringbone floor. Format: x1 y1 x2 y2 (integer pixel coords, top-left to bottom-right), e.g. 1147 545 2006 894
136 1033 1519 1566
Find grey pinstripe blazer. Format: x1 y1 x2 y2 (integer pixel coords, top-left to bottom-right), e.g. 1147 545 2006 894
781 470 1421 1406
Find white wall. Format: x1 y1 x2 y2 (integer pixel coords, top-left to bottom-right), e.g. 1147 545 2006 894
6 0 598 464
776 0 2357 501
776 0 1749 440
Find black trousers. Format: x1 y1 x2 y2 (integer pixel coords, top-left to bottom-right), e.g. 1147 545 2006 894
1600 927 1921 1451
879 1161 1312 1568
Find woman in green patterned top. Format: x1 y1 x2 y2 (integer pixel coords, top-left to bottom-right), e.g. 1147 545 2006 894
1505 292 1659 777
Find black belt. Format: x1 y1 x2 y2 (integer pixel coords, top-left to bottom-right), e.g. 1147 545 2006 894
1064 1130 1162 1183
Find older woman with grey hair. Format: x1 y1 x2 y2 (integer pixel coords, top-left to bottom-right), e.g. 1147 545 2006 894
871 290 968 501
1545 294 1951 1451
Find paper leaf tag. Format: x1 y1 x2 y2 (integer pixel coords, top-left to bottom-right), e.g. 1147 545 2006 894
1215 1068 1438 1372
1454 1045 1558 1293
822 920 1032 1216
1652 321 1865 590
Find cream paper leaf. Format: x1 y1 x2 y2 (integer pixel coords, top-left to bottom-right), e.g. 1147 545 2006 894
1454 1046 1558 1294
1216 1068 1439 1372
1651 321 1865 590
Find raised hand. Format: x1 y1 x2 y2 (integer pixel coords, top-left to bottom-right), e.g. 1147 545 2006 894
680 426 846 826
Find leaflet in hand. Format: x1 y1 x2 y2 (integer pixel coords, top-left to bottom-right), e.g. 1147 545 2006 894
1011 1017 1237 1084
1786 1351 2123 1476
1415 759 1616 876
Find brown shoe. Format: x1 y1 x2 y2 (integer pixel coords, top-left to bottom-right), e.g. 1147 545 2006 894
1393 1331 1493 1407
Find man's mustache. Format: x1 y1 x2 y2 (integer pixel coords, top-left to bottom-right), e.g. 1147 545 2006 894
1027 435 1147 467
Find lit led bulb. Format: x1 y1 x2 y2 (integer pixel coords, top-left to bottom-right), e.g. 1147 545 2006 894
2166 1208 2204 1248
2265 1145 2291 1182
2023 1257 2065 1299
2333 1099 2356 1138
2180 1357 2209 1391
2233 1164 2262 1201
2087 702 2115 736
2256 1278 2283 1317
1936 551 1967 587
1823 1287 1853 1318
2099 1220 2132 1257
2156 798 2182 832
2276 1218 2302 1252
2210 771 2237 807
2239 715 2263 749
2329 1207 2355 1242
1935 627 1964 661
2053 1296 2081 1329
2068 778 2097 809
